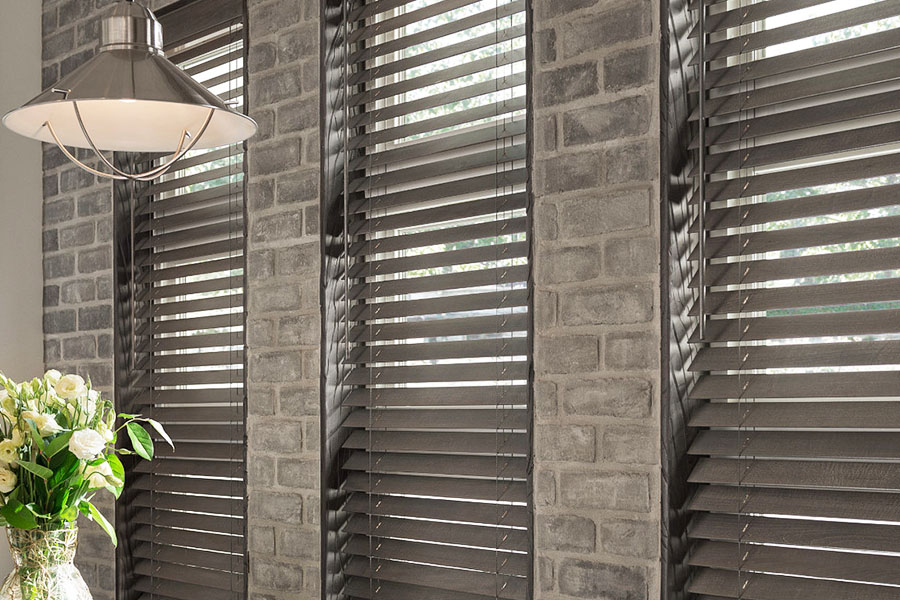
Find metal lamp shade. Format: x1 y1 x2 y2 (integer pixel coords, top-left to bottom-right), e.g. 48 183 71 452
1 0 255 169
2 49 255 153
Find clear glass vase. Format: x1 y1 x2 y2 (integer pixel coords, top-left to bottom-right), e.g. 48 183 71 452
0 527 92 600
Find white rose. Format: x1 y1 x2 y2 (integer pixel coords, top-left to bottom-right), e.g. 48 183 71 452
24 413 63 437
0 467 16 494
43 370 62 385
85 461 120 489
68 429 106 460
97 422 114 443
8 428 23 448
54 375 86 400
0 440 18 467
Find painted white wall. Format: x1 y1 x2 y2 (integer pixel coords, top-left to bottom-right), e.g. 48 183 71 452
0 0 44 575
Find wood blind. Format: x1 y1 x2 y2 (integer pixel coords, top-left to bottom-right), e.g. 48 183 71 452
116 1 247 599
687 0 900 597
328 1 531 598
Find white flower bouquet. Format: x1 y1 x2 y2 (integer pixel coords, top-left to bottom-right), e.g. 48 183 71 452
0 370 172 545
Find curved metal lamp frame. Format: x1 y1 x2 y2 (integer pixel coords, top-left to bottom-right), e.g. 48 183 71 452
43 100 216 182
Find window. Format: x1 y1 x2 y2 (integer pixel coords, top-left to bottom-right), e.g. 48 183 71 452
685 0 900 597
322 1 532 598
114 1 247 599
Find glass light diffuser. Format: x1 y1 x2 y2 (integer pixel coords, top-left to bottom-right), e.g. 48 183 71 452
1 0 256 180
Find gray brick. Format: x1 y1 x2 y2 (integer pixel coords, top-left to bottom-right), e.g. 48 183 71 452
43 174 59 198
78 364 112 387
43 146 67 171
537 62 599 108
604 140 655 185
605 236 658 278
601 424 657 465
251 283 302 313
59 222 95 249
278 527 318 559
77 191 110 217
42 65 59 90
539 556 555 592
559 283 654 326
249 526 276 554
537 335 599 374
247 249 275 282
275 244 318 275
559 1 652 59
277 24 317 64
276 458 318 489
563 96 651 146
77 247 111 274
539 150 603 194
250 137 301 175
536 28 557 64
251 68 302 106
536 202 558 241
249 419 303 453
63 335 96 360
95 274 112 300
560 471 650 512
250 107 276 142
563 378 653 419
41 229 59 252
248 318 276 347
75 18 100 48
42 9 57 36
536 290 557 328
606 331 659 370
559 558 648 600
277 96 318 134
538 245 602 285
59 1 94 24
250 0 303 38
79 305 112 330
43 285 60 308
536 469 556 506
251 209 303 243
59 168 95 193
249 42 277 73
44 28 74 60
537 0 598 19
44 340 61 363
276 169 318 205
538 514 596 552
600 518 658 559
278 314 318 346
44 198 75 226
251 559 302 592
279 386 318 417
605 45 654 91
44 254 75 279
97 334 112 360
44 310 76 334
250 350 303 383
304 203 318 235
249 179 276 211
536 424 595 462
556 188 651 238
535 380 558 418
248 454 275 487
61 280 95 304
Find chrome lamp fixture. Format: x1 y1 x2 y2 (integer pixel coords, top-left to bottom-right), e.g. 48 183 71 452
1 0 256 181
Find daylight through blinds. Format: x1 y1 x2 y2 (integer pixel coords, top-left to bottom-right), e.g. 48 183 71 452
688 0 900 597
328 0 532 598
117 1 247 598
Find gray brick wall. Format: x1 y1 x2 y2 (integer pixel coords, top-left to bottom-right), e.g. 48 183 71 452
40 0 321 599
531 1 663 599
40 0 663 598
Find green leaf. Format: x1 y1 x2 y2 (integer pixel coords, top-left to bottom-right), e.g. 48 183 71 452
0 500 37 530
24 420 46 451
83 501 116 547
117 413 140 420
60 506 78 521
107 454 124 483
45 431 73 458
126 422 153 461
146 419 174 450
16 460 53 480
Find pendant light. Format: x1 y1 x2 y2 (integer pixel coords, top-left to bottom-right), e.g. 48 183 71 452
1 0 256 181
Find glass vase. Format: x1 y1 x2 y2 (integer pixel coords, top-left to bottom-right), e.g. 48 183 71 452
0 527 92 600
